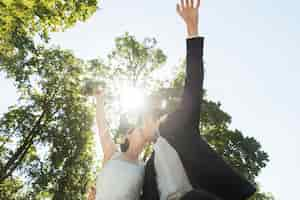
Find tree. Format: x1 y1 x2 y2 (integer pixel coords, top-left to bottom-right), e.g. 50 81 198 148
0 47 95 199
0 1 99 197
249 189 275 200
107 32 167 85
0 0 98 65
0 177 23 200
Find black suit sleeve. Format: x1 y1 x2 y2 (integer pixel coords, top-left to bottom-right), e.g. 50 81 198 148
180 37 204 128
160 37 204 137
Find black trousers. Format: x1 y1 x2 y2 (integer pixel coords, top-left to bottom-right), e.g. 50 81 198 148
181 189 221 200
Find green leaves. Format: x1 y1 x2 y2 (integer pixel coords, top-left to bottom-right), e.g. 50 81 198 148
0 0 98 198
0 177 23 200
0 0 98 61
108 32 167 85
0 47 95 199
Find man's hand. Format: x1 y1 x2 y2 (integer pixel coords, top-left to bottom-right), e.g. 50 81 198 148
176 0 201 37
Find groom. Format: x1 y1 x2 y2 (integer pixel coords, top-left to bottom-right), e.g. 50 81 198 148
141 1 256 200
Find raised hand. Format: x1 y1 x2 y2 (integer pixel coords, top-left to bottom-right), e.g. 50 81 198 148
87 186 96 200
176 0 201 37
94 87 104 99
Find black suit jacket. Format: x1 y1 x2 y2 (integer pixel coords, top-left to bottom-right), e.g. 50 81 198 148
141 37 256 200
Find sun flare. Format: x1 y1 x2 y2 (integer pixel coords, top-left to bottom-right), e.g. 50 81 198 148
120 86 145 112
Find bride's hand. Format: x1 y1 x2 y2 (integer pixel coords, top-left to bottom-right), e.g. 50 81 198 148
87 186 96 200
94 88 104 99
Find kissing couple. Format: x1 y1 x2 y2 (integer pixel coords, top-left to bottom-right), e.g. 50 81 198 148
88 1 255 200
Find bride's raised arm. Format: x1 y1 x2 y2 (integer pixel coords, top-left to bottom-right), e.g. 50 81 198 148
95 88 117 164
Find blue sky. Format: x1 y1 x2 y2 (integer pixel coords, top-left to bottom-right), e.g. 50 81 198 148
0 0 299 199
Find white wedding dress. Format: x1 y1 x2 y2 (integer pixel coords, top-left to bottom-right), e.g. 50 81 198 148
95 136 192 200
96 152 144 200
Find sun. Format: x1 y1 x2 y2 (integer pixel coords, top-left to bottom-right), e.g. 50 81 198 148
120 85 145 113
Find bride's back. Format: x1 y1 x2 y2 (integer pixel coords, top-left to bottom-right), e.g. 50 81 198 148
96 152 144 200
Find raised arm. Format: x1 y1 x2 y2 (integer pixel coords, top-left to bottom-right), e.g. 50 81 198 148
95 89 117 164
158 0 204 139
178 0 204 127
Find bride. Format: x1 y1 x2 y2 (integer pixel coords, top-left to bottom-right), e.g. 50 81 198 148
90 87 158 200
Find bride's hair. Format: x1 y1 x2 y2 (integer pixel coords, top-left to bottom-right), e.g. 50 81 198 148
120 138 130 152
120 128 134 152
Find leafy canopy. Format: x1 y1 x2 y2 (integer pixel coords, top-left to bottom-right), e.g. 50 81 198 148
0 0 98 61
